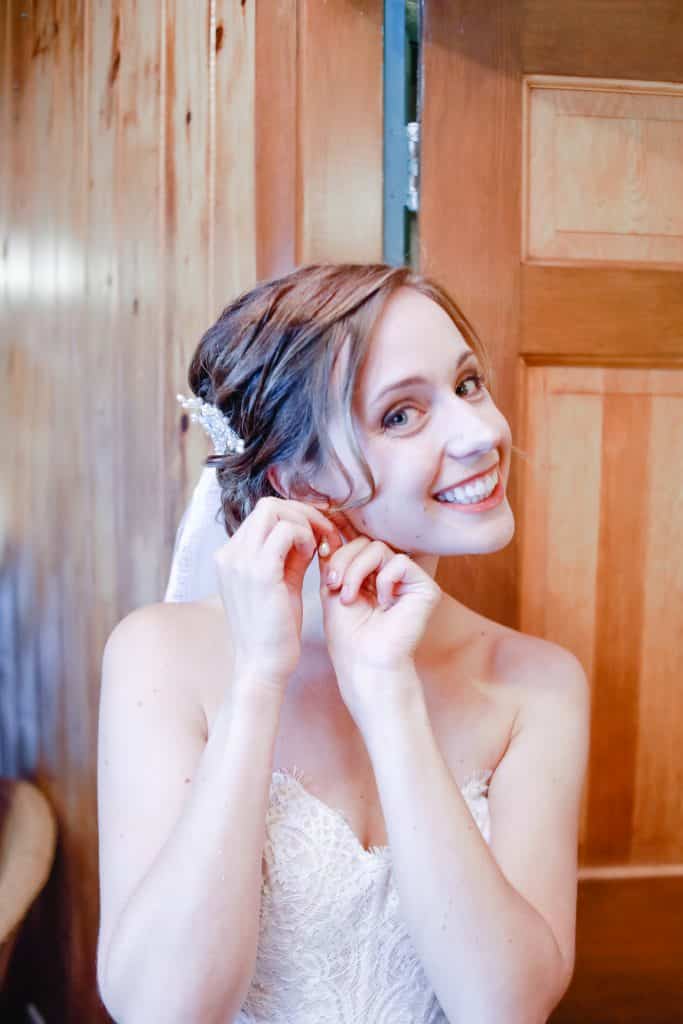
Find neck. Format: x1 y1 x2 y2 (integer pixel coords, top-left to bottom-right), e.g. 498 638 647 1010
412 551 440 579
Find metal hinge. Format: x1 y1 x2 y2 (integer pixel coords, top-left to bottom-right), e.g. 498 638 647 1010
406 121 419 212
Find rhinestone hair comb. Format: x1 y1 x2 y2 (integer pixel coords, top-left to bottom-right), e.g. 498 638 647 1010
176 393 246 454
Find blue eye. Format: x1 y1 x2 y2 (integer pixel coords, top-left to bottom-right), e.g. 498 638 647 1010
456 372 487 399
381 373 488 431
382 408 413 430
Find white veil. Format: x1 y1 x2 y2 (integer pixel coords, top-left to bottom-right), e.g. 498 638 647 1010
163 396 324 609
164 464 227 602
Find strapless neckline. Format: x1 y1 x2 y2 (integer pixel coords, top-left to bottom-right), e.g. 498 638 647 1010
271 766 493 858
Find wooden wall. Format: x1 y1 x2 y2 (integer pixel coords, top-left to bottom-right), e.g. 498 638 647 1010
0 1 382 1019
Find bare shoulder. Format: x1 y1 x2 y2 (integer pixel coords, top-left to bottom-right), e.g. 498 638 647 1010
491 626 591 734
102 598 231 732
493 628 589 692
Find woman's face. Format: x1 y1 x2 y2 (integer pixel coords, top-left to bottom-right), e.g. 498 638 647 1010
310 286 514 574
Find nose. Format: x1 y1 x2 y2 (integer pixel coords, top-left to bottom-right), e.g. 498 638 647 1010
442 400 499 463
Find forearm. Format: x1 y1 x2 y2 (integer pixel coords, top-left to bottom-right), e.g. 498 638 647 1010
101 680 283 1024
362 668 564 1024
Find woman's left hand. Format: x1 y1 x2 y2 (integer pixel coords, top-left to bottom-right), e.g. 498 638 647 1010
317 512 442 720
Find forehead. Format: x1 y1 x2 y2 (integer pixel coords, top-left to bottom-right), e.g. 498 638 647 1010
358 287 471 394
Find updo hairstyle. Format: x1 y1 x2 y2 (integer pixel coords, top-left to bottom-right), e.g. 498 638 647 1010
187 263 493 536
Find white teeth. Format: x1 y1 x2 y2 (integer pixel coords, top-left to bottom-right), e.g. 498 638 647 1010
435 469 499 505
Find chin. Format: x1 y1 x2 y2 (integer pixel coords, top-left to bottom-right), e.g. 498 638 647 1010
433 508 516 557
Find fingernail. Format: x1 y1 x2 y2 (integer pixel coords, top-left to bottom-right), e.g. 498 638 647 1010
327 569 339 586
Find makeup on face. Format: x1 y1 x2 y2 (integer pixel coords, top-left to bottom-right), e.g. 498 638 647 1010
308 288 514 566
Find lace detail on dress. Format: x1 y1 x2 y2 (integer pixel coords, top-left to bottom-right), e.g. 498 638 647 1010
235 767 492 1023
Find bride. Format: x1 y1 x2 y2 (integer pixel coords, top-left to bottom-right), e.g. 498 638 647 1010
96 264 590 1023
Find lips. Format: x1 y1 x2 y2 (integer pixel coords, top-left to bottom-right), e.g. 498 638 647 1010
433 462 499 499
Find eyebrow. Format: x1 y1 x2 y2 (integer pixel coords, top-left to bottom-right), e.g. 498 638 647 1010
369 349 477 408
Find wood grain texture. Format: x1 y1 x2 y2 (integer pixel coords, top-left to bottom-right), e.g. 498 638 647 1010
517 366 683 866
550 876 683 1023
420 0 522 629
523 76 683 267
1 3 100 1019
213 0 256 303
161 0 214 572
588 392 652 861
255 0 296 279
297 0 383 263
522 265 683 360
1 1 382 1019
522 0 683 82
256 0 382 274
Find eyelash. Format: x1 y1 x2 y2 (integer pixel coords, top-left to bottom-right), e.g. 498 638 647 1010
381 372 488 432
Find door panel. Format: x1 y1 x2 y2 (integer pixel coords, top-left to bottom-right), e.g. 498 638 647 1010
421 3 683 1016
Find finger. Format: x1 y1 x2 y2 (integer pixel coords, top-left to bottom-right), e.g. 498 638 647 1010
295 501 347 547
375 554 413 606
260 520 317 575
322 536 371 589
326 509 363 542
336 542 395 603
249 497 343 553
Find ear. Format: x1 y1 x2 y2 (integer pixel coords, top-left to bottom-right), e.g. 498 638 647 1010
266 463 310 502
266 464 290 500
267 463 330 508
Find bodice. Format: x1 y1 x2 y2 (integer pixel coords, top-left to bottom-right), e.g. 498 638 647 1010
235 767 492 1023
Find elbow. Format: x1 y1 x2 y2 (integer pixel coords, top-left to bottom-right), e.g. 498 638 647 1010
96 936 250 1024
96 934 153 1024
97 936 123 1023
538 952 575 1022
515 940 575 1024
463 939 574 1024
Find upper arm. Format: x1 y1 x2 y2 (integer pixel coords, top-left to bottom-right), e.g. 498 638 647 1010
487 641 591 1000
96 603 208 987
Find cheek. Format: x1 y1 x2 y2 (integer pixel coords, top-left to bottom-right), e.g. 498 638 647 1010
495 408 513 453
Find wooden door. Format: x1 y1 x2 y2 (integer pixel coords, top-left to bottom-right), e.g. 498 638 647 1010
419 3 683 1021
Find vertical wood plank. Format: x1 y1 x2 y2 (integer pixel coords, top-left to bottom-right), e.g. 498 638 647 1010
633 396 683 861
298 0 383 263
116 0 165 608
1 2 102 1018
50 1 97 1016
517 366 604 859
161 0 215 573
0 2 8 341
0 0 13 779
586 391 652 862
254 0 295 279
214 0 256 305
2 0 37 776
421 0 523 629
84 0 121 633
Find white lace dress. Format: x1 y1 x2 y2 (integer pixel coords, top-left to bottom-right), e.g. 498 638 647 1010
235 766 492 1024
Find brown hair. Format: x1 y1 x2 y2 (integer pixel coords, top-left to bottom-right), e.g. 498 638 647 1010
188 263 494 536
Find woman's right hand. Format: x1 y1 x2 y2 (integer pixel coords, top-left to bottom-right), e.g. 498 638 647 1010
213 497 343 693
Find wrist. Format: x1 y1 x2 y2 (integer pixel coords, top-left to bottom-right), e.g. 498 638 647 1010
345 661 425 728
348 658 420 694
362 682 431 761
229 672 287 714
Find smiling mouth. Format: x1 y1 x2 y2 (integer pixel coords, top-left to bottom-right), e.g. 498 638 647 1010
432 458 501 499
434 467 500 505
